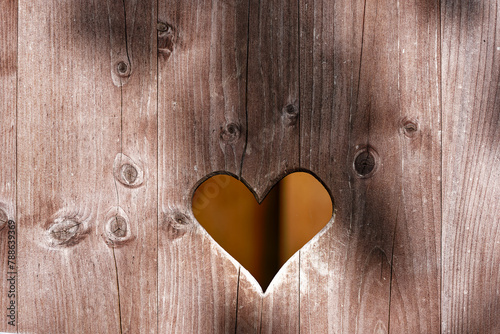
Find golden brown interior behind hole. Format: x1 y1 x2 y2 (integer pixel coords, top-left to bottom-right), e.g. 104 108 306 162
192 172 333 289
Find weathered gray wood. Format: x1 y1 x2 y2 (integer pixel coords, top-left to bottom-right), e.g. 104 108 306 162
0 0 17 332
442 1 500 332
17 0 157 332
157 0 248 332
299 0 441 332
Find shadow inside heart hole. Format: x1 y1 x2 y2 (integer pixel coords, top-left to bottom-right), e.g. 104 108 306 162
192 172 333 290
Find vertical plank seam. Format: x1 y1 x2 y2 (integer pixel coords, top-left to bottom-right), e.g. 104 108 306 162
343 0 368 332
234 266 241 333
297 0 301 329
297 0 302 169
298 250 301 333
121 0 132 71
387 205 399 333
112 72 124 334
353 0 368 124
238 0 253 180
156 0 159 333
110 81 125 334
259 296 264 334
111 0 132 331
112 247 124 334
438 0 443 333
449 4 462 330
388 1 402 331
15 0 19 331
235 0 252 330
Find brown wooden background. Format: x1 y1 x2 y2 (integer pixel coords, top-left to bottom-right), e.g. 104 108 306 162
1 0 499 333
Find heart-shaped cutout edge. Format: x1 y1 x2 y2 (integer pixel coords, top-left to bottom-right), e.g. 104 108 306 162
191 169 335 294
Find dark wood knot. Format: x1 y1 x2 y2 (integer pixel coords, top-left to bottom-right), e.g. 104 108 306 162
158 21 175 59
104 214 134 247
163 211 191 240
282 103 299 126
402 118 419 138
353 146 379 178
113 153 144 188
0 208 8 231
116 61 131 78
47 216 89 248
220 122 241 143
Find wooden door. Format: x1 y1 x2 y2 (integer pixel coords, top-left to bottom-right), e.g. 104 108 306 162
1 0 498 333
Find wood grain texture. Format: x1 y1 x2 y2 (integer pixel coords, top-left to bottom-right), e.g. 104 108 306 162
242 0 300 199
4 0 500 332
298 0 441 332
17 0 119 329
234 269 262 333
17 0 156 332
298 0 364 331
0 0 17 332
442 0 500 332
107 1 158 333
157 0 248 332
235 0 301 331
260 256 299 333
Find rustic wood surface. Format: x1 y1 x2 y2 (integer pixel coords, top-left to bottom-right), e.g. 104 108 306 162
442 0 500 332
298 0 441 332
1 0 499 333
0 0 17 333
17 0 157 332
17 0 120 331
157 0 246 332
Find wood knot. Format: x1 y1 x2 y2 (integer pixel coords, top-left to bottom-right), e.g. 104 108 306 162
100 207 134 247
116 61 131 78
104 213 134 247
158 21 175 59
353 146 379 178
401 118 419 138
46 212 91 248
121 164 138 185
0 208 8 231
50 219 80 242
109 216 127 238
162 211 191 240
113 153 144 188
282 103 299 126
220 122 241 143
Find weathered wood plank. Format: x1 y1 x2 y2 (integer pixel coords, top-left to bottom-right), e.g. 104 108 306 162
298 0 364 331
260 256 299 333
16 0 157 331
107 1 158 333
235 269 262 333
388 0 441 331
442 1 500 332
242 0 300 199
235 0 301 331
0 0 17 331
7 0 500 332
299 0 441 332
157 0 248 332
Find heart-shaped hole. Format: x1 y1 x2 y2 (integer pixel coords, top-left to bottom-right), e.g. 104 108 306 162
192 172 333 290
